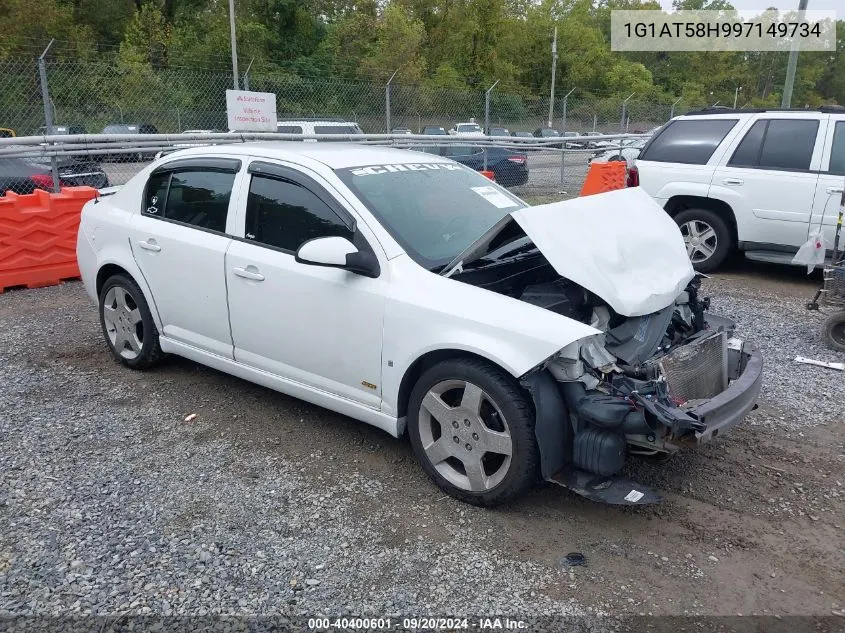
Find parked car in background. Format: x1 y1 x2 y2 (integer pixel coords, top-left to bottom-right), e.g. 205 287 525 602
274 120 364 141
511 131 534 138
0 128 15 138
101 123 159 161
422 126 448 135
489 127 510 137
589 138 647 166
633 106 845 271
412 144 528 187
450 121 484 136
580 131 604 148
560 131 583 148
392 128 413 135
533 128 562 148
38 124 87 136
1 156 109 195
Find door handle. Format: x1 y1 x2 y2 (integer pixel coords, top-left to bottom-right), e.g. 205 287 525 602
232 266 265 281
723 178 744 185
137 239 161 252
827 187 844 195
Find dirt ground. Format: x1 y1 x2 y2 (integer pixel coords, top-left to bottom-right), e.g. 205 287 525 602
1 260 843 621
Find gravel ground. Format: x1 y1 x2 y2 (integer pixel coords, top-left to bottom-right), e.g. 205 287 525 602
1 261 843 630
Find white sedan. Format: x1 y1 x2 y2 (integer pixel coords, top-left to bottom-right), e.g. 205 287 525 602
77 143 762 507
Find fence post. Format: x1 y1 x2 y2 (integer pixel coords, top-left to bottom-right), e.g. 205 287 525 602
560 87 575 188
385 69 399 133
484 79 500 171
621 93 635 132
670 97 682 120
38 40 60 193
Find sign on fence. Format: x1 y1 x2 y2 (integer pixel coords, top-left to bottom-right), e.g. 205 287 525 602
225 90 277 132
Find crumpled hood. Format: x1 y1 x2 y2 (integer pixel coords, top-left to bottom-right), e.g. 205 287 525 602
511 187 695 317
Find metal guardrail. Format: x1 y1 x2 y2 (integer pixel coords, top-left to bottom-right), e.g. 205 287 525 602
0 132 648 197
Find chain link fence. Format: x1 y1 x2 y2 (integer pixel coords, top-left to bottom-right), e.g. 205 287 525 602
0 55 688 197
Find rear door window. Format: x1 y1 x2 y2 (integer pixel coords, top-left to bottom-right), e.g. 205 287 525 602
277 125 303 136
758 120 818 170
829 121 845 175
143 169 236 233
639 119 738 164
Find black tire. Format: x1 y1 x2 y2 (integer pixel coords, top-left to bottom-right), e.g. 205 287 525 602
98 274 163 370
673 207 733 273
822 311 845 352
407 358 540 507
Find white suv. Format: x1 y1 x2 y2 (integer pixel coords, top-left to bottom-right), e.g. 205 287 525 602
274 120 363 140
632 107 845 271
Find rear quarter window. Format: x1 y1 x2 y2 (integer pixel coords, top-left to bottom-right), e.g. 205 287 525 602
639 119 738 164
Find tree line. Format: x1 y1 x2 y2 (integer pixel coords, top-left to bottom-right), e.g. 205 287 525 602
1 0 843 109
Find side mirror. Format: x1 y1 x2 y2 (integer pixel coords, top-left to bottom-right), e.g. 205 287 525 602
295 236 380 278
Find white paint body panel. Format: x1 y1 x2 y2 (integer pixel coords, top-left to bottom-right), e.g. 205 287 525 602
512 188 695 317
77 142 684 440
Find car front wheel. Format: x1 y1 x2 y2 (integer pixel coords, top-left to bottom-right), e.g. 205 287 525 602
98 274 163 369
674 208 732 272
407 358 539 506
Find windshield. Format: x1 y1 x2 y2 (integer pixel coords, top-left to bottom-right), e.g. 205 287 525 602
336 163 526 270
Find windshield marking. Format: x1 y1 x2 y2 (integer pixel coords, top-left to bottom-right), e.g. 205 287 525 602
471 186 519 209
350 163 461 176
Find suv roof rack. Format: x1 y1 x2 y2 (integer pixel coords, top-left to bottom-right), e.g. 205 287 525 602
685 105 844 116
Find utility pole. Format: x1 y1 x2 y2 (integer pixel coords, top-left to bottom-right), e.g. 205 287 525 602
38 39 60 192
781 0 809 108
228 0 239 90
560 87 575 187
547 26 557 129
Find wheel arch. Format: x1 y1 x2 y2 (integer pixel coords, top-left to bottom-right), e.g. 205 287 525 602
94 255 163 331
664 195 738 245
395 348 527 430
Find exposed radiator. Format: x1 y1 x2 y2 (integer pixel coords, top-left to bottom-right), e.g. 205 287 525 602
656 331 728 404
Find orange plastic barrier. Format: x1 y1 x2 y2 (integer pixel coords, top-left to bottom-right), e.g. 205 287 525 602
0 186 98 293
579 161 627 197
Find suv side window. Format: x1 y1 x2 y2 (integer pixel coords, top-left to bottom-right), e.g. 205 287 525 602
639 119 738 164
728 119 818 171
728 120 766 167
142 169 236 233
245 175 353 252
759 120 818 170
828 121 845 175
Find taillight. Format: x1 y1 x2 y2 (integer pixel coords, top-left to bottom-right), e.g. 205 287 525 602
507 154 527 164
30 174 53 190
626 165 639 187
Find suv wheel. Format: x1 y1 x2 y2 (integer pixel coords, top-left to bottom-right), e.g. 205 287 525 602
674 208 732 272
407 358 539 507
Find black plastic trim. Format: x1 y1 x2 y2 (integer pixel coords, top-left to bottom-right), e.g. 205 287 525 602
152 157 242 175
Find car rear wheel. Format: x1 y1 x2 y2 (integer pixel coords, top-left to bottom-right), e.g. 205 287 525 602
674 208 732 272
407 358 539 506
99 274 163 370
822 311 845 352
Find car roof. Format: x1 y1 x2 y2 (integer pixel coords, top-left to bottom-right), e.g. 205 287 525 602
170 142 452 169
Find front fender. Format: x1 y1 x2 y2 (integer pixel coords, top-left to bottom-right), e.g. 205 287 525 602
379 256 600 417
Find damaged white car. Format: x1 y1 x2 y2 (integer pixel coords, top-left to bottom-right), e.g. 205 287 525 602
76 143 763 507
